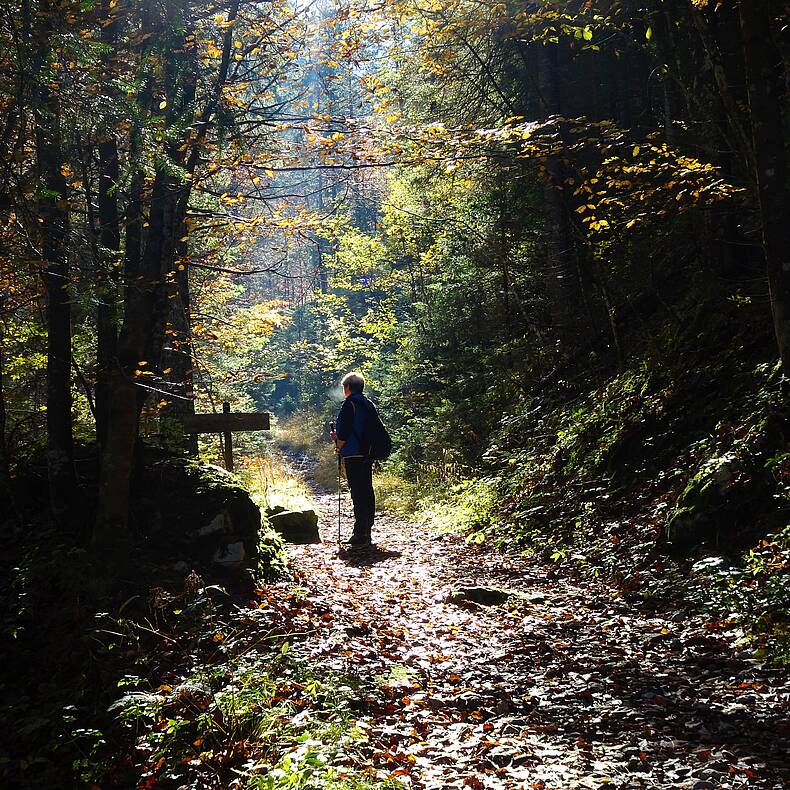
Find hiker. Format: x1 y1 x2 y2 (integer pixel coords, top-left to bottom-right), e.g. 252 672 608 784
331 371 382 547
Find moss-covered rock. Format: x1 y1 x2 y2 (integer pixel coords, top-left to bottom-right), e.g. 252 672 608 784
666 450 773 556
135 455 285 578
666 452 740 553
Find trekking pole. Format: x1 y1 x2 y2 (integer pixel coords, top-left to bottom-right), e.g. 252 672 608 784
337 455 342 547
331 421 342 547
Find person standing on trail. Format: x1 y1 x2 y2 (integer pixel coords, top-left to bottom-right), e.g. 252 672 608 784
332 371 382 547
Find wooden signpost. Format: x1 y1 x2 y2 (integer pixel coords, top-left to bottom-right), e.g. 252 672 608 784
184 402 271 471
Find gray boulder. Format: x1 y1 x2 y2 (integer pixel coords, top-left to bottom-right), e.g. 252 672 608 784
665 449 772 555
268 509 321 544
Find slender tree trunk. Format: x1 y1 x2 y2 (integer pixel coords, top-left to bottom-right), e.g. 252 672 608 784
96 135 120 448
140 173 179 420
691 4 754 175
595 261 623 372
0 319 11 500
544 159 576 338
497 183 512 344
738 0 790 369
537 44 580 346
95 2 121 448
161 228 197 454
314 169 330 294
31 5 75 519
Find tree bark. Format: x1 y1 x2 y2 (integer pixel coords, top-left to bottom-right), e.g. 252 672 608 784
31 3 75 520
537 44 580 346
690 4 754 176
160 228 198 454
94 170 173 557
738 0 790 369
94 0 239 551
0 317 11 503
95 1 121 448
96 134 120 448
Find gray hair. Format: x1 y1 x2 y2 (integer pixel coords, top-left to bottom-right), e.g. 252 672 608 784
341 371 365 393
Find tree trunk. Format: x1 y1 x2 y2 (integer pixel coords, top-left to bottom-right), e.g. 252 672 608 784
538 44 580 346
94 1 238 549
32 6 75 520
96 134 120 448
95 1 121 448
161 229 197 454
738 0 790 369
0 320 11 503
690 4 754 176
94 169 174 556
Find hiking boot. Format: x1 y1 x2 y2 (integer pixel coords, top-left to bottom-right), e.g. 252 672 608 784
345 533 371 547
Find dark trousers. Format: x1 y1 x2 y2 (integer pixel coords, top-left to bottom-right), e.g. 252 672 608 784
344 457 375 539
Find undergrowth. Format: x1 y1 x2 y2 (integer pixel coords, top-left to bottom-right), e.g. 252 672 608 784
276 412 339 491
476 335 790 662
0 453 330 788
239 452 318 513
100 577 391 789
1 530 392 789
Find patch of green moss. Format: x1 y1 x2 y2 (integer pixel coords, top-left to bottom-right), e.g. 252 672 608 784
663 362 788 556
553 362 671 479
666 452 744 553
138 454 287 577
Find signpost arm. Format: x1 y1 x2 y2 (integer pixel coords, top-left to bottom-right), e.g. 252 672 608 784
222 401 234 471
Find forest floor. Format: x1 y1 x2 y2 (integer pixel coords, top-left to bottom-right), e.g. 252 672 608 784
273 459 790 790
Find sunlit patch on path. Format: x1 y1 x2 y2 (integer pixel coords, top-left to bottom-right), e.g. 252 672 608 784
278 490 790 789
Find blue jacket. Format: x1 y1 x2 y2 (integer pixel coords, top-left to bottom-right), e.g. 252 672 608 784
336 393 376 458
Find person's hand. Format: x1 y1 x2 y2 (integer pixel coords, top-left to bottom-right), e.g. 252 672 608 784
330 430 337 441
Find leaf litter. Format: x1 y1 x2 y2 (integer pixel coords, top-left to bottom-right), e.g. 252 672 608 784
276 489 790 790
97 472 790 790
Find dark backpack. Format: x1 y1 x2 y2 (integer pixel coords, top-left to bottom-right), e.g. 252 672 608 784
351 398 392 461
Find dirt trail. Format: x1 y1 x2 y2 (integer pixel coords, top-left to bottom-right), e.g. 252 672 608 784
275 468 790 789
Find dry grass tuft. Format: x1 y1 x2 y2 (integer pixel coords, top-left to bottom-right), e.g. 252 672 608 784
237 453 315 513
372 471 422 514
275 411 338 491
275 411 328 456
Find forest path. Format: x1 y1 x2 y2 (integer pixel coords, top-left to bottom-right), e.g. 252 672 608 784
272 466 790 790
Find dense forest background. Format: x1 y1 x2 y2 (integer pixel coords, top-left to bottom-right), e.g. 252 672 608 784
2 0 790 786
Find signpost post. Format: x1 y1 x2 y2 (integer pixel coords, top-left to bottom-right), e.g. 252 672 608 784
183 402 271 471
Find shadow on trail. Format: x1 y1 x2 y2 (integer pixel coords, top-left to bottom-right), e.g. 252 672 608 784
338 546 402 567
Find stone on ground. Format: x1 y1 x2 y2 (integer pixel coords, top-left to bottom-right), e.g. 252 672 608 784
444 585 511 606
268 509 321 544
